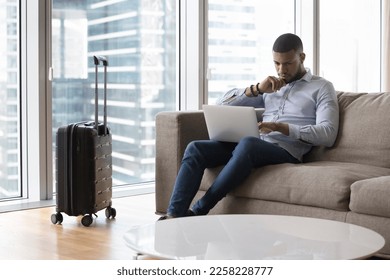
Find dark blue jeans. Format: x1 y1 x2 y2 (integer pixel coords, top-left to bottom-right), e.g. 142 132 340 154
166 136 300 217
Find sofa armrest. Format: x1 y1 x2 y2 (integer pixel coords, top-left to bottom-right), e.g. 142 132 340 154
350 176 390 218
155 111 209 214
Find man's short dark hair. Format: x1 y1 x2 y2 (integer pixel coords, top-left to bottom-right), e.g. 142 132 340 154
273 33 303 53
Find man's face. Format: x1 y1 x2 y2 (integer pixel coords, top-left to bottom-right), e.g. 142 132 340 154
273 49 305 83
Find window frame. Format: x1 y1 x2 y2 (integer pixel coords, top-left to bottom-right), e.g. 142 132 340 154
179 0 207 110
21 0 53 202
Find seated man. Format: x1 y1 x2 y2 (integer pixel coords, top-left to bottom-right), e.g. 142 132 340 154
159 33 339 220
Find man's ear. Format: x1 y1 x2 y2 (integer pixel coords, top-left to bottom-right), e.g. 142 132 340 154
300 53 306 63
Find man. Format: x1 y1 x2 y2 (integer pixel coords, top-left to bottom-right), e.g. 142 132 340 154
159 33 339 220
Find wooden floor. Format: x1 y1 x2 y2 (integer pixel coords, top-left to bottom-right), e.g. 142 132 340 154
0 194 158 260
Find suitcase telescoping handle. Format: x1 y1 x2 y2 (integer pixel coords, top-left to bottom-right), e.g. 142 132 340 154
93 55 108 135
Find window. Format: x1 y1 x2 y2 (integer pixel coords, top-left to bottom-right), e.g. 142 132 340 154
51 0 177 191
319 0 382 92
207 0 384 100
0 0 386 205
0 0 21 200
207 0 295 104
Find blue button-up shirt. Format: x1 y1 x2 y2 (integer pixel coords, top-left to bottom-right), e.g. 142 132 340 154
216 69 339 161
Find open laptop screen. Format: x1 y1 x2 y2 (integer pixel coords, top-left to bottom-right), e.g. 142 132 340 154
203 105 260 142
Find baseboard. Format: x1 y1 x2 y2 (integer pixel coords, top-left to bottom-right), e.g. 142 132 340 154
0 182 155 213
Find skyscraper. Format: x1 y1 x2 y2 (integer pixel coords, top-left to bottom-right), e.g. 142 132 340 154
0 0 20 199
52 0 177 187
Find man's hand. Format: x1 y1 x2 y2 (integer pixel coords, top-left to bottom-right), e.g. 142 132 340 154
259 122 289 136
258 76 286 93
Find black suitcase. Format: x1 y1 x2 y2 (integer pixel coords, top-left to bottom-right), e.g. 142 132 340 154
51 55 116 227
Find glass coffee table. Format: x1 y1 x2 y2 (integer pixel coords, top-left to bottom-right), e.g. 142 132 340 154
123 214 385 260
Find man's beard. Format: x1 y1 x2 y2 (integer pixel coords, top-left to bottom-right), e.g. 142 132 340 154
280 69 306 83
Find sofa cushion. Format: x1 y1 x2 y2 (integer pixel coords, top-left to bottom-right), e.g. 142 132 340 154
350 176 390 218
305 92 390 169
200 161 390 211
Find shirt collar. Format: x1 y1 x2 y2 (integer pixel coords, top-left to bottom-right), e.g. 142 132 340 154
300 68 312 82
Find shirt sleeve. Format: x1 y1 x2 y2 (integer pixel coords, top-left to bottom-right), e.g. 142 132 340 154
216 88 265 107
288 82 339 147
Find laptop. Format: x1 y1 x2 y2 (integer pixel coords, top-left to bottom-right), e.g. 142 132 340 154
202 105 260 142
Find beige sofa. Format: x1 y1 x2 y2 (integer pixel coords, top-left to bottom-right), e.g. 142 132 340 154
155 91 390 257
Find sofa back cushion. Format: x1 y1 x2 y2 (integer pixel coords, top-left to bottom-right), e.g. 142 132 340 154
305 91 390 168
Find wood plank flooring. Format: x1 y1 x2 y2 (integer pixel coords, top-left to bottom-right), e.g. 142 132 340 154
1 194 387 261
0 194 158 260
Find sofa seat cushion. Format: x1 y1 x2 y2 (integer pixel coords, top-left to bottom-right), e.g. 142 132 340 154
200 161 390 211
350 176 390 218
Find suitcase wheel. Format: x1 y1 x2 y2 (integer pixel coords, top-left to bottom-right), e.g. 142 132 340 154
51 212 63 225
81 215 93 227
105 206 116 219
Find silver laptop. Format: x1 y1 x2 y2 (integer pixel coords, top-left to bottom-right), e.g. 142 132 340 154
203 105 260 142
